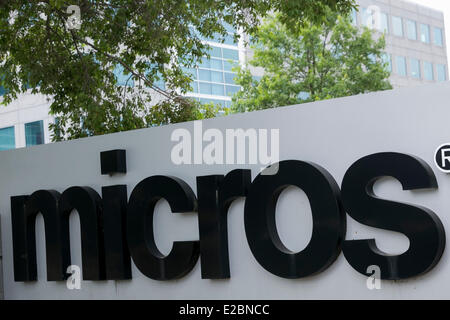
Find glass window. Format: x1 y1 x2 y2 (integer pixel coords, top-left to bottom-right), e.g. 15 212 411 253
424 61 434 80
253 75 262 82
198 69 212 81
114 65 134 87
396 56 407 76
420 24 430 43
211 84 225 96
223 60 234 72
0 86 5 96
154 78 165 90
350 8 357 25
210 58 223 70
199 82 212 95
222 48 239 61
25 120 44 146
211 71 223 83
437 64 446 82
223 33 237 45
199 98 228 108
198 58 211 69
223 22 236 33
382 53 392 72
406 20 417 40
152 69 165 90
183 67 197 80
392 16 403 37
380 13 389 33
362 8 387 31
188 81 199 93
0 126 15 151
410 58 421 79
362 8 373 29
224 72 236 84
226 85 240 96
434 27 444 46
209 46 222 58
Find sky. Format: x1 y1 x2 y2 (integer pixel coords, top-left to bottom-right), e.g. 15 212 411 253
404 0 450 65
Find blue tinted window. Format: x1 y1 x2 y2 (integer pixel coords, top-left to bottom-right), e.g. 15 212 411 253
199 98 229 108
410 59 421 79
211 71 223 83
424 61 434 80
350 8 357 25
198 69 211 81
224 72 236 84
380 13 389 33
223 61 234 71
382 53 392 72
183 67 197 80
434 27 443 46
154 74 165 90
199 58 211 69
209 46 222 58
0 86 5 96
222 48 239 60
223 34 237 45
210 59 223 70
298 92 310 100
226 85 240 96
406 20 417 40
223 22 235 33
392 16 403 37
212 84 225 96
0 126 15 151
188 81 199 93
420 24 430 43
437 64 446 82
114 65 134 86
199 82 212 94
396 56 407 76
25 120 44 146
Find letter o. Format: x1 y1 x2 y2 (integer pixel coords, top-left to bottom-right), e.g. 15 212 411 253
244 160 346 278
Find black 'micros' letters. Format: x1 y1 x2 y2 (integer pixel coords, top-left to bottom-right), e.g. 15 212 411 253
127 176 200 280
11 190 69 281
341 152 446 280
102 185 131 280
244 160 346 279
196 169 251 279
60 186 105 280
10 151 449 283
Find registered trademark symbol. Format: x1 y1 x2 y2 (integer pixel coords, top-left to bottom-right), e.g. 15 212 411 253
434 144 450 173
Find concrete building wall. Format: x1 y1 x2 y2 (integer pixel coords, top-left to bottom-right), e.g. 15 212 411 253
0 94 54 149
355 0 448 87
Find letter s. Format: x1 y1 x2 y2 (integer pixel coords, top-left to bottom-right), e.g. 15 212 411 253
341 152 445 280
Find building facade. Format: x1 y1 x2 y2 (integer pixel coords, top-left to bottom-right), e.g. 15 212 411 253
354 0 448 87
0 0 448 152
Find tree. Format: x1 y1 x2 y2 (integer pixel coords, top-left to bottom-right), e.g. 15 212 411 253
232 11 392 113
0 0 356 141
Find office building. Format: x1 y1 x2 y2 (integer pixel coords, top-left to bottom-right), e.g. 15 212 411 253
0 0 447 151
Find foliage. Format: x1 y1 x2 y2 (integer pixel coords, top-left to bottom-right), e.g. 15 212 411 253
0 0 356 140
232 11 392 113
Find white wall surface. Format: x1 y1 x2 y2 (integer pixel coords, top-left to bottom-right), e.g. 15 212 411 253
0 93 53 148
1 82 450 299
